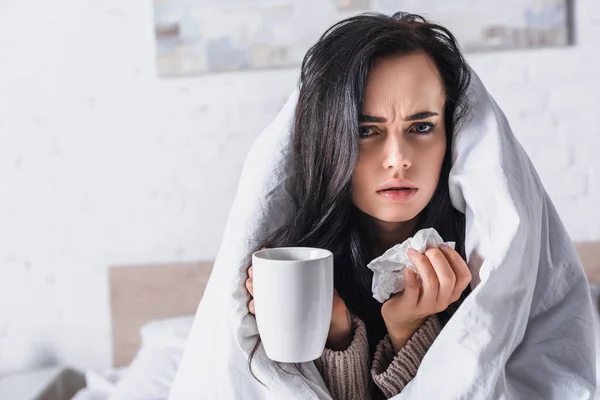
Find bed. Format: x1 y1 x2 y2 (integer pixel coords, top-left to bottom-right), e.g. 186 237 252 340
72 261 213 400
71 242 600 400
109 260 213 368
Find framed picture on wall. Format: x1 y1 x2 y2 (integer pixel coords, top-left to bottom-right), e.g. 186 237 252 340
152 0 573 77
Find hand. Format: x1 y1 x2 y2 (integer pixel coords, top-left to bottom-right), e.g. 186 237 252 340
381 244 472 352
245 259 352 351
327 289 353 351
245 248 268 316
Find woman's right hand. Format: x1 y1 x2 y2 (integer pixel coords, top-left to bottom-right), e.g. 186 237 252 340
245 266 353 351
327 289 353 351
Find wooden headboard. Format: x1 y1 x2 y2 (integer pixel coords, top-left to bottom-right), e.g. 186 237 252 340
108 241 600 367
576 242 600 284
109 261 213 367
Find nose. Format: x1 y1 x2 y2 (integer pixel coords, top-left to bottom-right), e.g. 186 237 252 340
382 134 412 170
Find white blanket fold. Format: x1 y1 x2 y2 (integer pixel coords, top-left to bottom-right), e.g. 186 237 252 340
169 70 596 399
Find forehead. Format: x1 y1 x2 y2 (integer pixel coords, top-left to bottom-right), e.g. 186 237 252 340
362 52 445 113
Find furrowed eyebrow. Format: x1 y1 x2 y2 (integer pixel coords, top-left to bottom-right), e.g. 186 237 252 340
358 115 386 123
405 111 439 121
359 111 439 123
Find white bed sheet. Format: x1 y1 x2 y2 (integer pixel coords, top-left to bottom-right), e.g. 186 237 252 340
591 285 600 400
73 289 600 399
71 369 124 400
72 316 193 400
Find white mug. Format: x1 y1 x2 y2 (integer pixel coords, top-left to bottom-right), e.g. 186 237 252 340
252 247 334 363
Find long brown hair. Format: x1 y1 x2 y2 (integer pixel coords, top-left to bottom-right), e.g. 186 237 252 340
248 11 472 383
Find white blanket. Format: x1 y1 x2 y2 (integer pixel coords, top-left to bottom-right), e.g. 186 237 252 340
169 70 596 399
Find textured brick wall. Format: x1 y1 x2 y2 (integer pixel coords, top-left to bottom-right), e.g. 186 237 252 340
0 0 598 372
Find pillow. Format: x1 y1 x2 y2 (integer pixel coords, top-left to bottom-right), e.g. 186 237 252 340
109 316 194 400
0 327 47 376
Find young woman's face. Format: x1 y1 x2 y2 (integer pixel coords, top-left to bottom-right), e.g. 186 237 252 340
352 52 447 224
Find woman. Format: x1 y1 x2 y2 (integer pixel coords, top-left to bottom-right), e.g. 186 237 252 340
169 8 595 400
245 12 473 399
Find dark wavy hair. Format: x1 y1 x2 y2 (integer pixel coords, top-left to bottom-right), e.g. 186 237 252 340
248 11 472 382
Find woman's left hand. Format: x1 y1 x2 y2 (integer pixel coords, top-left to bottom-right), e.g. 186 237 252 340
381 244 472 352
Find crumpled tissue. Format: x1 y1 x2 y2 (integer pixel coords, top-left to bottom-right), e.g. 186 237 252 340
367 228 455 303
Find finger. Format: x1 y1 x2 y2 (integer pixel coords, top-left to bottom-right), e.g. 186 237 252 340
248 299 255 315
439 245 472 302
248 266 253 279
408 248 438 306
333 289 343 305
425 247 456 306
332 292 346 315
402 268 420 306
245 277 254 297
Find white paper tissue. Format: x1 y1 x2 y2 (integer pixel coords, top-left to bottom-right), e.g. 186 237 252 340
367 228 455 303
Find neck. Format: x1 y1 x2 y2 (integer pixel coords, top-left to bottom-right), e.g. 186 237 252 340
358 211 419 256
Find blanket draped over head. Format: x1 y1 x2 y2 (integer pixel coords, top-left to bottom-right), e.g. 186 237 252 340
169 70 596 399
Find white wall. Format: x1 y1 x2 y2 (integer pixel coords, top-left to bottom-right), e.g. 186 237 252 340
0 0 599 373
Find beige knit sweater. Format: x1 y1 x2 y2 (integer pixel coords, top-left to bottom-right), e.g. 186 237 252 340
314 315 441 400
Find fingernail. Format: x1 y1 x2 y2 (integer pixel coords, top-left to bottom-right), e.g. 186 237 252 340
439 244 450 252
407 248 418 257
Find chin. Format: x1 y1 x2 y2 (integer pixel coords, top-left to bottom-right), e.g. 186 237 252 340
376 215 415 224
353 200 423 225
371 209 420 224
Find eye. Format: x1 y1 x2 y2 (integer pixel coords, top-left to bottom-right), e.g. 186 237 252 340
358 126 377 139
412 122 435 134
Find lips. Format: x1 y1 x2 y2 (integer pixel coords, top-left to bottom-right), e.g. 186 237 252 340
379 187 413 192
377 178 417 192
377 187 418 201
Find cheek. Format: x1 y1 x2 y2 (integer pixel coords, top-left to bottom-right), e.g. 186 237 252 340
424 137 447 184
434 142 446 172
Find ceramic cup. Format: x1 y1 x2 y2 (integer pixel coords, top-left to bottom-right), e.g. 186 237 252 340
252 247 334 363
